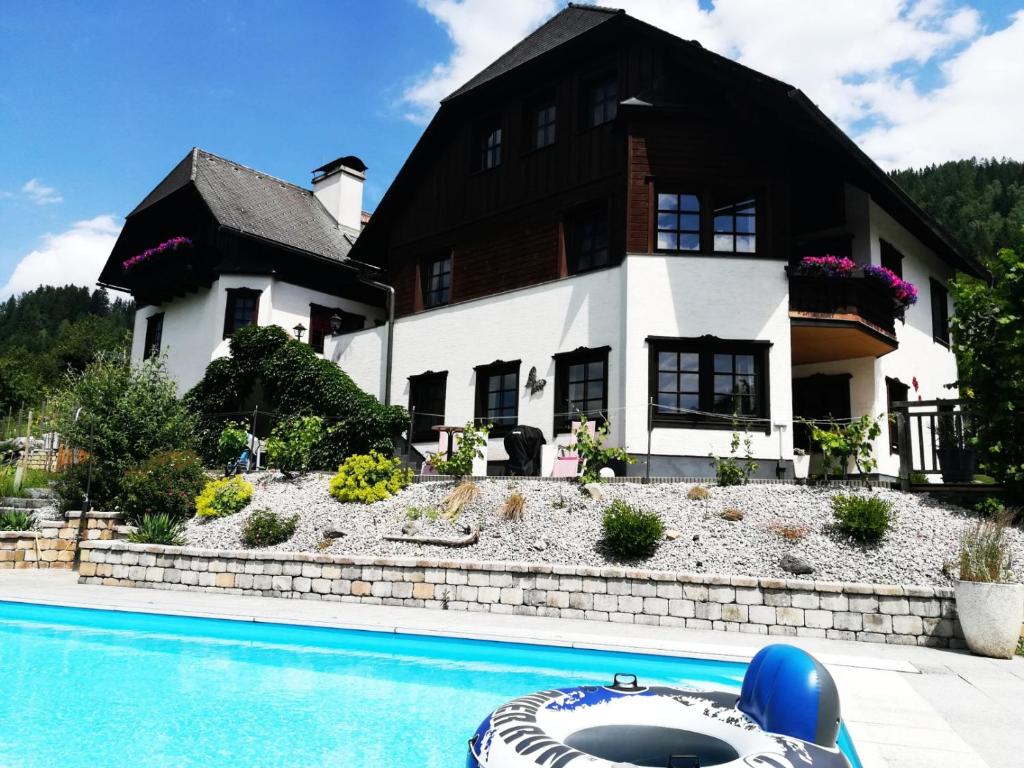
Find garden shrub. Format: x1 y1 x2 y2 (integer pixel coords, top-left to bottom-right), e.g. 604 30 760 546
0 509 33 531
265 416 323 477
687 485 710 501
196 476 254 518
329 451 412 504
710 432 757 486
217 421 249 466
53 461 119 514
832 494 891 543
128 514 185 546
119 450 206 523
427 421 489 479
571 415 634 484
52 355 196 511
601 499 664 560
186 325 408 470
959 513 1013 582
242 509 298 548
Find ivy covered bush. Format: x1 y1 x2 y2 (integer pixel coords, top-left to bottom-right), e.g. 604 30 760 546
196 476 254 518
329 451 412 504
186 325 408 470
119 450 206 523
601 500 664 560
266 416 323 477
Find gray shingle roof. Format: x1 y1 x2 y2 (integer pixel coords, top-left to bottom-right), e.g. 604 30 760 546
443 4 622 101
130 148 358 262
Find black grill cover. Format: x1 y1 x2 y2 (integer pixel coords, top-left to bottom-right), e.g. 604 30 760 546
504 425 547 476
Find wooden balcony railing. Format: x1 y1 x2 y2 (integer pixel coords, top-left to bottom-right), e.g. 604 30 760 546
788 273 897 336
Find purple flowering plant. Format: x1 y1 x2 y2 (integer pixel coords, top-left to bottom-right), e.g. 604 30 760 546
796 255 856 278
863 264 918 308
798 255 918 311
122 236 193 272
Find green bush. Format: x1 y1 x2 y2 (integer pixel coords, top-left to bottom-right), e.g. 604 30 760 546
186 325 408 470
128 513 185 546
601 500 664 560
832 494 891 543
571 415 634 484
52 355 196 511
959 514 1012 582
217 421 250 466
266 416 323 477
196 476 254 518
329 451 412 504
119 450 207 523
242 509 298 548
0 509 33 531
710 432 757 486
53 461 119 513
427 421 488 479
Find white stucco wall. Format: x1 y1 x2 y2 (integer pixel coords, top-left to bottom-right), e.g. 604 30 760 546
132 275 384 394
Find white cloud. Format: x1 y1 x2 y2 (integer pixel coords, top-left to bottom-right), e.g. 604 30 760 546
1 215 121 299
401 0 1021 168
20 178 63 205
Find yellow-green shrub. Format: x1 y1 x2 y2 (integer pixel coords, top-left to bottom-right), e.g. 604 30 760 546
196 475 254 518
329 451 411 504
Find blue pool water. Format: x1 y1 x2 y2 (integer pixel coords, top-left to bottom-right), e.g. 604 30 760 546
0 601 861 767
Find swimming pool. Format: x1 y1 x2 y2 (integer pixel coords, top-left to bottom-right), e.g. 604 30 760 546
0 601 861 767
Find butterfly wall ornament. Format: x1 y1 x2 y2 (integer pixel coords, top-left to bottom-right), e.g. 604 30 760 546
525 366 547 395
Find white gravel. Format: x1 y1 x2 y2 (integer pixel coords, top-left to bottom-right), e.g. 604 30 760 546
183 473 1024 587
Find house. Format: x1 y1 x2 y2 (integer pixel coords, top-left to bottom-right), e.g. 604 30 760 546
98 148 387 393
326 4 987 479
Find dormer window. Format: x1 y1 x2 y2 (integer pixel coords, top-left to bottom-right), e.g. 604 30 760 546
713 195 757 253
473 117 502 171
529 96 557 150
585 73 617 127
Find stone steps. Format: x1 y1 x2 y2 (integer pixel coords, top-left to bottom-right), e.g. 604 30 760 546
0 497 50 509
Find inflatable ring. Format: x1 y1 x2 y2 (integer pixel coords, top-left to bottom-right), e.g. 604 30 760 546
467 645 852 768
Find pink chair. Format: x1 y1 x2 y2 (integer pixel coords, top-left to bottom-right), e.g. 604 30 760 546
550 421 596 477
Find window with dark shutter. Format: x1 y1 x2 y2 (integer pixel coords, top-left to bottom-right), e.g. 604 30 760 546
566 207 609 274
409 371 448 443
930 278 950 345
474 360 520 437
143 313 164 360
553 346 609 434
886 377 910 453
880 240 904 278
585 73 617 127
223 288 261 338
648 337 771 431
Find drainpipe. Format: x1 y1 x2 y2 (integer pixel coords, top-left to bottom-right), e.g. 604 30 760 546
353 274 395 406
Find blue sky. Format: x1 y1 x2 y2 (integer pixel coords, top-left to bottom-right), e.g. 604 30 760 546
1 0 1022 298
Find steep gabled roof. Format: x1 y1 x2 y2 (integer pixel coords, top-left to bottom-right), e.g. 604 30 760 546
444 4 622 101
130 148 359 263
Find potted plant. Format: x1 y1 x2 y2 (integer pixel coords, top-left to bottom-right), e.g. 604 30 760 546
954 513 1023 659
792 448 810 481
936 411 977 483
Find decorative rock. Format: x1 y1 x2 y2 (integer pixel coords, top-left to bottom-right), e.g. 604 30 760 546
781 552 814 575
665 530 682 541
720 508 744 522
532 538 548 551
401 521 422 536
323 527 347 539
583 483 605 502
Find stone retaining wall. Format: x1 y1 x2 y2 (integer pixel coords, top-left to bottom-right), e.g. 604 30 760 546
78 541 965 648
0 512 127 570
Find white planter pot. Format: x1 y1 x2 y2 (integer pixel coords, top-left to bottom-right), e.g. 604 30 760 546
792 454 810 480
954 579 1024 659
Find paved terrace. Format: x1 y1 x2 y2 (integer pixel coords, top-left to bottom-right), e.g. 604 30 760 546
1 570 1020 768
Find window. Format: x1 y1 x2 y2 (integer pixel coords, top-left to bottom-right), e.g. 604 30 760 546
656 193 701 252
530 97 557 150
423 254 452 308
585 73 617 127
474 360 520 436
143 313 164 360
553 346 609 433
648 337 770 430
309 304 363 353
930 278 950 345
408 371 447 443
566 207 609 273
712 195 757 253
223 288 261 338
885 377 910 453
473 118 502 171
880 240 904 278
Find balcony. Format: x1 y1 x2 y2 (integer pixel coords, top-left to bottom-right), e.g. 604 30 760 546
789 271 898 364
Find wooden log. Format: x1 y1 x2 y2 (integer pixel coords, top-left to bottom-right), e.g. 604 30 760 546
382 526 480 547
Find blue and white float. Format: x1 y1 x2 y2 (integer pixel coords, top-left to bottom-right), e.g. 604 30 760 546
468 644 852 768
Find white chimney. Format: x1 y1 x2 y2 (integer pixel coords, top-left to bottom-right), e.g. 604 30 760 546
311 155 367 231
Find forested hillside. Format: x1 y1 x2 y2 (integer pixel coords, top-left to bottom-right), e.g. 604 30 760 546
892 158 1024 265
0 285 134 410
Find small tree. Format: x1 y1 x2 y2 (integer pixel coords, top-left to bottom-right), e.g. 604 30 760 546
265 416 324 478
572 414 633 484
809 414 883 482
217 421 250 466
710 431 758 486
428 422 489 480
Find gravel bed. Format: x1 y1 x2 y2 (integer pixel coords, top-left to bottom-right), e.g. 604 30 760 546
183 473 1024 587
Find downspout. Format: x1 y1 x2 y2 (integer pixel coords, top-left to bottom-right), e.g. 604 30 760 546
354 274 395 406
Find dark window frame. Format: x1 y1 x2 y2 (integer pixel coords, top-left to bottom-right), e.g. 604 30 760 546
527 94 557 151
422 252 453 309
408 370 448 443
655 192 702 253
583 72 618 128
647 336 771 433
553 346 610 435
930 278 950 346
885 377 910 453
880 239 904 278
474 359 520 437
143 312 164 360
223 288 261 339
711 193 758 255
565 204 610 275
472 116 502 172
